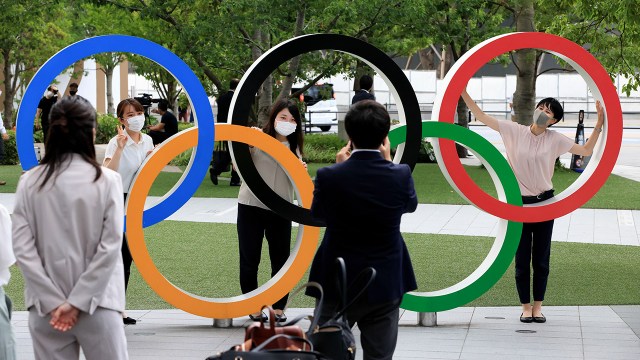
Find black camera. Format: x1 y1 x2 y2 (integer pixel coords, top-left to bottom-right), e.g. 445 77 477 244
134 93 161 109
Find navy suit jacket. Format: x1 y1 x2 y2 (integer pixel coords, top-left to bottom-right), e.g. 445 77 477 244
351 90 375 105
307 151 418 304
216 90 234 123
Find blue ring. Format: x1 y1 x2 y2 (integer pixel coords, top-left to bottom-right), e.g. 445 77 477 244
16 35 214 228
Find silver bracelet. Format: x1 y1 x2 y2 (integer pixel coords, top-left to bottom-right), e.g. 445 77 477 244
595 127 603 133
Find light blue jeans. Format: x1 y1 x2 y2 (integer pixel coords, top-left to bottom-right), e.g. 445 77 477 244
0 286 17 360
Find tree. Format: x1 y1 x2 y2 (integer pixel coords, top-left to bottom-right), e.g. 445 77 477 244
398 0 510 156
542 0 640 96
0 1 72 127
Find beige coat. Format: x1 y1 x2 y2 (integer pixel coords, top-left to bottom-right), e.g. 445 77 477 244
12 154 125 317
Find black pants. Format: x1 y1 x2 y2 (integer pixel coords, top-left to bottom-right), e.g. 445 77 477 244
515 192 555 304
315 297 402 360
148 130 169 146
122 193 133 291
237 203 291 310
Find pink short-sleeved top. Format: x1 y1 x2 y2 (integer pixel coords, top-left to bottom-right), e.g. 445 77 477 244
498 121 574 196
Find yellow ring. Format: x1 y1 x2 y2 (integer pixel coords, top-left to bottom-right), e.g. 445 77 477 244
126 124 320 318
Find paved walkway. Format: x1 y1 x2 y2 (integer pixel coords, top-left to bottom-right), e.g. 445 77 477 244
2 193 639 246
10 306 640 359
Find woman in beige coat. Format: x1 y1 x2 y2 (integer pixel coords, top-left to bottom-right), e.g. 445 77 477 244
12 96 128 359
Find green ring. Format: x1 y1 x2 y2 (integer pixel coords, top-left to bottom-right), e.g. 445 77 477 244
389 122 523 312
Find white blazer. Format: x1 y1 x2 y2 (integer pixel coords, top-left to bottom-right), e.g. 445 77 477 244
12 154 125 316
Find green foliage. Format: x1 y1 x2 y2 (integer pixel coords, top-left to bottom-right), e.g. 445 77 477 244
302 133 346 163
0 131 18 165
95 114 120 145
541 0 640 96
177 122 194 132
169 148 193 167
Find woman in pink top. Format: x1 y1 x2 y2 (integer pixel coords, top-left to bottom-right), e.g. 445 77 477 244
462 90 604 323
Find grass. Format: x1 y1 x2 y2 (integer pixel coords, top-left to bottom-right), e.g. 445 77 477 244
5 221 640 311
3 163 638 209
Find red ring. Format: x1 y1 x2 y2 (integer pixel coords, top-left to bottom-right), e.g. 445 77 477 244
436 32 622 223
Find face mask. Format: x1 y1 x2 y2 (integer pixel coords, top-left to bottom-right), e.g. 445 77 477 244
45 91 53 98
275 120 297 137
533 108 549 127
69 91 77 96
127 114 145 132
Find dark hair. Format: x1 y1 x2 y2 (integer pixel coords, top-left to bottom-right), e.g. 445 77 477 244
116 98 144 120
262 99 304 155
230 78 240 90
536 97 564 125
158 99 170 112
359 75 373 91
345 100 390 149
47 85 57 91
38 96 101 190
69 82 78 88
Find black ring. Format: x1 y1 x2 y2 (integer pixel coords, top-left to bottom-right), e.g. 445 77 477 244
229 33 422 226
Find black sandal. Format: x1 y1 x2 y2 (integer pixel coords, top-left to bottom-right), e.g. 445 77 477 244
248 312 268 322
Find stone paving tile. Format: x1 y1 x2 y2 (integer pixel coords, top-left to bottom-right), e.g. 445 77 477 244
10 306 640 359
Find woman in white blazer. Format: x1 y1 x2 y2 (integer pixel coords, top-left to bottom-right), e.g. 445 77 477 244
12 96 128 360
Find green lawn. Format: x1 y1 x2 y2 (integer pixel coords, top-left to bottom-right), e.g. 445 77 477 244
5 221 640 310
2 163 639 209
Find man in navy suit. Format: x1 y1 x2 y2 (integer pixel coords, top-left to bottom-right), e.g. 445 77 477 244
308 100 418 360
351 74 376 105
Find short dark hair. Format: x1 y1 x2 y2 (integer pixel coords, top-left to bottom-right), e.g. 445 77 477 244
359 75 373 91
345 100 390 149
158 99 169 112
536 97 564 124
230 78 240 90
69 82 78 88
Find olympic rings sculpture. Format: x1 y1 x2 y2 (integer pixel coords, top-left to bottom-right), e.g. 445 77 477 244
16 32 621 317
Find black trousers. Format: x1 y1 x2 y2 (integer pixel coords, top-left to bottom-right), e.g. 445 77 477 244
315 297 402 360
237 203 291 310
515 192 555 304
148 130 169 146
122 193 133 291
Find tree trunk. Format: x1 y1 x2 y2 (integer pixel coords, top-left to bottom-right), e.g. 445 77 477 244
64 60 84 96
438 46 453 80
105 66 115 115
2 49 14 128
445 45 468 157
513 0 536 125
253 30 272 127
277 6 305 102
418 47 437 70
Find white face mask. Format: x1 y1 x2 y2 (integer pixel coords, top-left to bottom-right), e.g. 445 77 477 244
275 120 297 137
533 108 549 127
45 91 54 98
126 114 145 132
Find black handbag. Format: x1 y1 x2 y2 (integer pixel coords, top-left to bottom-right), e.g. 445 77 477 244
307 258 376 360
211 141 231 176
206 334 326 360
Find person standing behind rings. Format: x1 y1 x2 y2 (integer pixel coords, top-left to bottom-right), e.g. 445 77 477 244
1 204 16 360
103 98 154 325
461 89 605 324
12 96 128 359
237 99 306 323
35 85 58 144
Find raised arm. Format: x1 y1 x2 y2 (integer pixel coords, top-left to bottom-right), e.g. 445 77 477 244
103 125 127 170
570 100 605 156
461 90 500 131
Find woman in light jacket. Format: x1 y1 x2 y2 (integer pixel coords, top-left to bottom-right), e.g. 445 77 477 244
12 96 128 359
